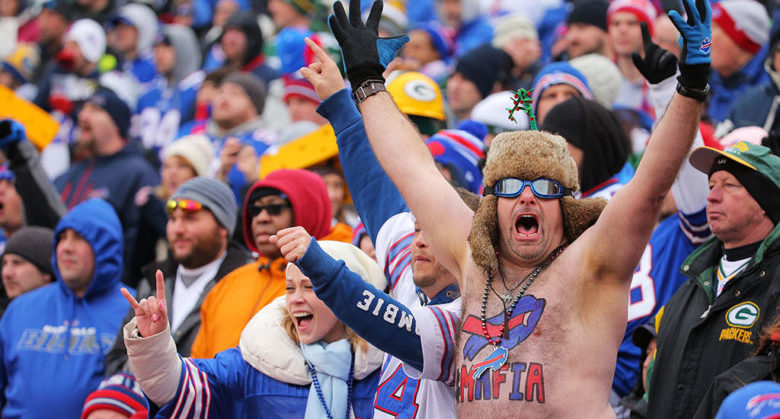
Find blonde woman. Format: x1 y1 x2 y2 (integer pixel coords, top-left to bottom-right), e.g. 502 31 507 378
120 240 385 418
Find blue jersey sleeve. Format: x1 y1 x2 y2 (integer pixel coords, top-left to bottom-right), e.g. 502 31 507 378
156 349 249 419
297 239 423 371
318 89 408 244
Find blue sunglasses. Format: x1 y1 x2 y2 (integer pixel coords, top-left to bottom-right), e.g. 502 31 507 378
483 178 573 199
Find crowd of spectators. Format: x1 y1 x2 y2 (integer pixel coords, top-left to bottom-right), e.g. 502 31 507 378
0 0 779 417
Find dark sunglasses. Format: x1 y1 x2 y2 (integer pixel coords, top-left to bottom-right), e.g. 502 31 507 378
166 199 203 214
248 203 289 217
483 178 572 199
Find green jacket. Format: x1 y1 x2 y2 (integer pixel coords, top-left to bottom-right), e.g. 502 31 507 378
646 223 780 419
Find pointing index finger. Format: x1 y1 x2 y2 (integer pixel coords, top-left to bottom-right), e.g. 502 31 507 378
155 269 166 304
305 37 330 63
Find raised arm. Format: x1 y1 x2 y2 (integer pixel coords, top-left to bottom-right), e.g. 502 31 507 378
581 0 712 284
302 39 408 244
326 0 473 279
272 227 424 370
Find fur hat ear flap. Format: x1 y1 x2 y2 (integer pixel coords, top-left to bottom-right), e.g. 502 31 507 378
469 194 499 275
560 196 607 242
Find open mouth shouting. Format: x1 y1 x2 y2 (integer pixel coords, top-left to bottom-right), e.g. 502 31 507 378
292 310 314 331
514 213 540 239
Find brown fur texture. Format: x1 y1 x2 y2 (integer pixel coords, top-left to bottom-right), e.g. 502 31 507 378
469 131 606 274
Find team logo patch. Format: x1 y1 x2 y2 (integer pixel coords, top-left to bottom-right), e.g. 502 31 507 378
403 80 437 102
726 301 760 328
699 37 712 55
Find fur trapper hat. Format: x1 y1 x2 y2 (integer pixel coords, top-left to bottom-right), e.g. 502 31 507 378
469 130 606 275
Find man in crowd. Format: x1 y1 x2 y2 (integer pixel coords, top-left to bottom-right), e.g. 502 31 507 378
0 199 128 417
314 56 480 416
607 0 656 114
491 14 542 90
446 45 512 124
647 141 780 419
191 169 340 358
0 226 54 317
316 0 708 414
186 71 276 201
220 11 279 86
31 0 73 84
708 0 770 122
53 88 159 283
109 3 159 87
105 177 252 374
565 0 611 59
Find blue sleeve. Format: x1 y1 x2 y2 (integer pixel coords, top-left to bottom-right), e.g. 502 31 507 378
297 239 423 371
156 349 248 419
317 89 408 245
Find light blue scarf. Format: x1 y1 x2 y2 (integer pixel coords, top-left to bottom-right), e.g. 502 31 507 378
301 339 352 419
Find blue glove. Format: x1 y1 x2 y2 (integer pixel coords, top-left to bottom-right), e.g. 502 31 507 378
668 0 711 90
668 0 711 66
0 119 26 152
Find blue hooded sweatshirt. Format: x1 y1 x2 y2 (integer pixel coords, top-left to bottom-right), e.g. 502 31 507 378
0 199 131 419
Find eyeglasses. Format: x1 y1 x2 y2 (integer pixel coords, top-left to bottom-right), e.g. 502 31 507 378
483 178 572 199
166 199 203 214
248 203 289 218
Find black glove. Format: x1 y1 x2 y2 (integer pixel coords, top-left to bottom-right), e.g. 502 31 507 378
631 22 677 84
0 119 26 152
328 0 385 89
668 0 711 90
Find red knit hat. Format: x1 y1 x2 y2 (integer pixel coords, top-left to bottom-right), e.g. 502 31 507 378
242 169 332 254
607 0 657 33
81 373 148 419
283 77 321 105
712 0 770 54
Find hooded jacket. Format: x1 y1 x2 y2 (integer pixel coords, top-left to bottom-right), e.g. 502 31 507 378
190 169 340 359
0 199 128 419
221 12 279 86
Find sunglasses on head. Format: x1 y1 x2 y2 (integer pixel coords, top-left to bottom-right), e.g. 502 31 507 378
248 202 289 218
483 178 572 199
166 199 203 214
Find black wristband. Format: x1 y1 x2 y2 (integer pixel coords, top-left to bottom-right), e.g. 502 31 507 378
677 63 710 90
353 80 387 103
676 83 710 102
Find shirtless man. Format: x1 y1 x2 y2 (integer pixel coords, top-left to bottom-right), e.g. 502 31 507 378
306 0 713 416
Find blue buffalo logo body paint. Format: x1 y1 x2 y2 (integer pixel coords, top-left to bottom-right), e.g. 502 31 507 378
462 295 546 360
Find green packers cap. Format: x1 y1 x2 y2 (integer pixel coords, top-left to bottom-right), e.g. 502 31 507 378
689 141 780 190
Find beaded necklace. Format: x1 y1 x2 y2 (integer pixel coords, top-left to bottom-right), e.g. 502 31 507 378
306 347 355 419
480 244 567 344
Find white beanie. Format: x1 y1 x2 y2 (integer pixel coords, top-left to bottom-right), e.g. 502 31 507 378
471 91 529 132
570 53 622 109
115 3 159 53
161 135 215 177
288 240 388 291
65 19 106 63
712 0 770 53
492 14 538 49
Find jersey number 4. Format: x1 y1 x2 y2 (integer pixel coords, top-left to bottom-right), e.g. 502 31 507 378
628 245 656 322
374 364 421 418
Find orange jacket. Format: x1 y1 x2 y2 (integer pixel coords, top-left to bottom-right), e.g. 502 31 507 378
190 256 287 359
190 229 352 359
